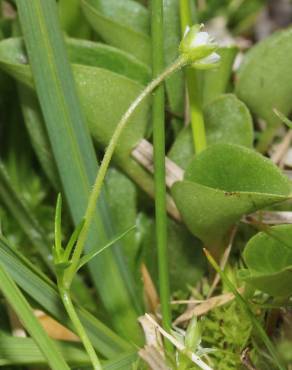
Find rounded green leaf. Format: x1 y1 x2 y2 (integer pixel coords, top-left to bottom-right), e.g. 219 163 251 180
66 38 151 85
0 37 151 85
168 94 254 169
241 224 292 296
236 28 292 127
86 0 150 34
171 144 291 246
0 37 149 164
81 0 151 64
0 37 155 202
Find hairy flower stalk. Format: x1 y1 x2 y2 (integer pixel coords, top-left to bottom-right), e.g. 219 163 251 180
55 26 220 370
64 25 221 290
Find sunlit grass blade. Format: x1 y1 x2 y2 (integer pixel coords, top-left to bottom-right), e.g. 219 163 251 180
0 235 132 358
15 0 142 341
0 264 70 370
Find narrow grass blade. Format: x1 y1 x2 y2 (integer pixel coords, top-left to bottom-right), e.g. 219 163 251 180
273 108 292 129
0 264 70 370
18 84 60 189
151 0 172 341
0 336 137 368
0 160 53 270
0 336 89 366
77 225 136 271
0 235 132 358
16 0 142 341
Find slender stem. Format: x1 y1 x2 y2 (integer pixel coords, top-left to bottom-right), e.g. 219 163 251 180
59 285 102 370
64 56 186 288
151 0 172 345
180 0 207 154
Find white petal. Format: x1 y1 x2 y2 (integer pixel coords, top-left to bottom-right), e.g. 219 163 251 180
191 32 209 47
183 25 190 38
200 52 220 64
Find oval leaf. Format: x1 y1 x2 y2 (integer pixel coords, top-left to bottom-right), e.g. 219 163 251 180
81 0 151 64
241 224 292 296
168 94 254 169
171 144 291 246
0 37 149 164
236 28 292 127
66 38 151 85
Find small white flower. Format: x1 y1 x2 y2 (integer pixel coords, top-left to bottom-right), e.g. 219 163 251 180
179 24 219 64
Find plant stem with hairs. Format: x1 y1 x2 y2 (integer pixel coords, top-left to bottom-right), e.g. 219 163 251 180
63 55 187 289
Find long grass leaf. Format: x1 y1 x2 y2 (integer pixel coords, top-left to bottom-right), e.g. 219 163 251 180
15 0 142 341
151 0 172 340
0 336 89 366
0 264 70 370
0 335 137 368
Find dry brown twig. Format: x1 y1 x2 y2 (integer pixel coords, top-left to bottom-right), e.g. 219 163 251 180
141 263 160 314
241 348 257 370
174 287 244 325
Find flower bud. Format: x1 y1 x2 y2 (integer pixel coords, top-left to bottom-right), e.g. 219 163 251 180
179 24 219 65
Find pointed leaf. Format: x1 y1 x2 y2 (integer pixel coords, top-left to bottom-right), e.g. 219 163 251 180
78 225 136 271
54 194 63 255
64 219 85 261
